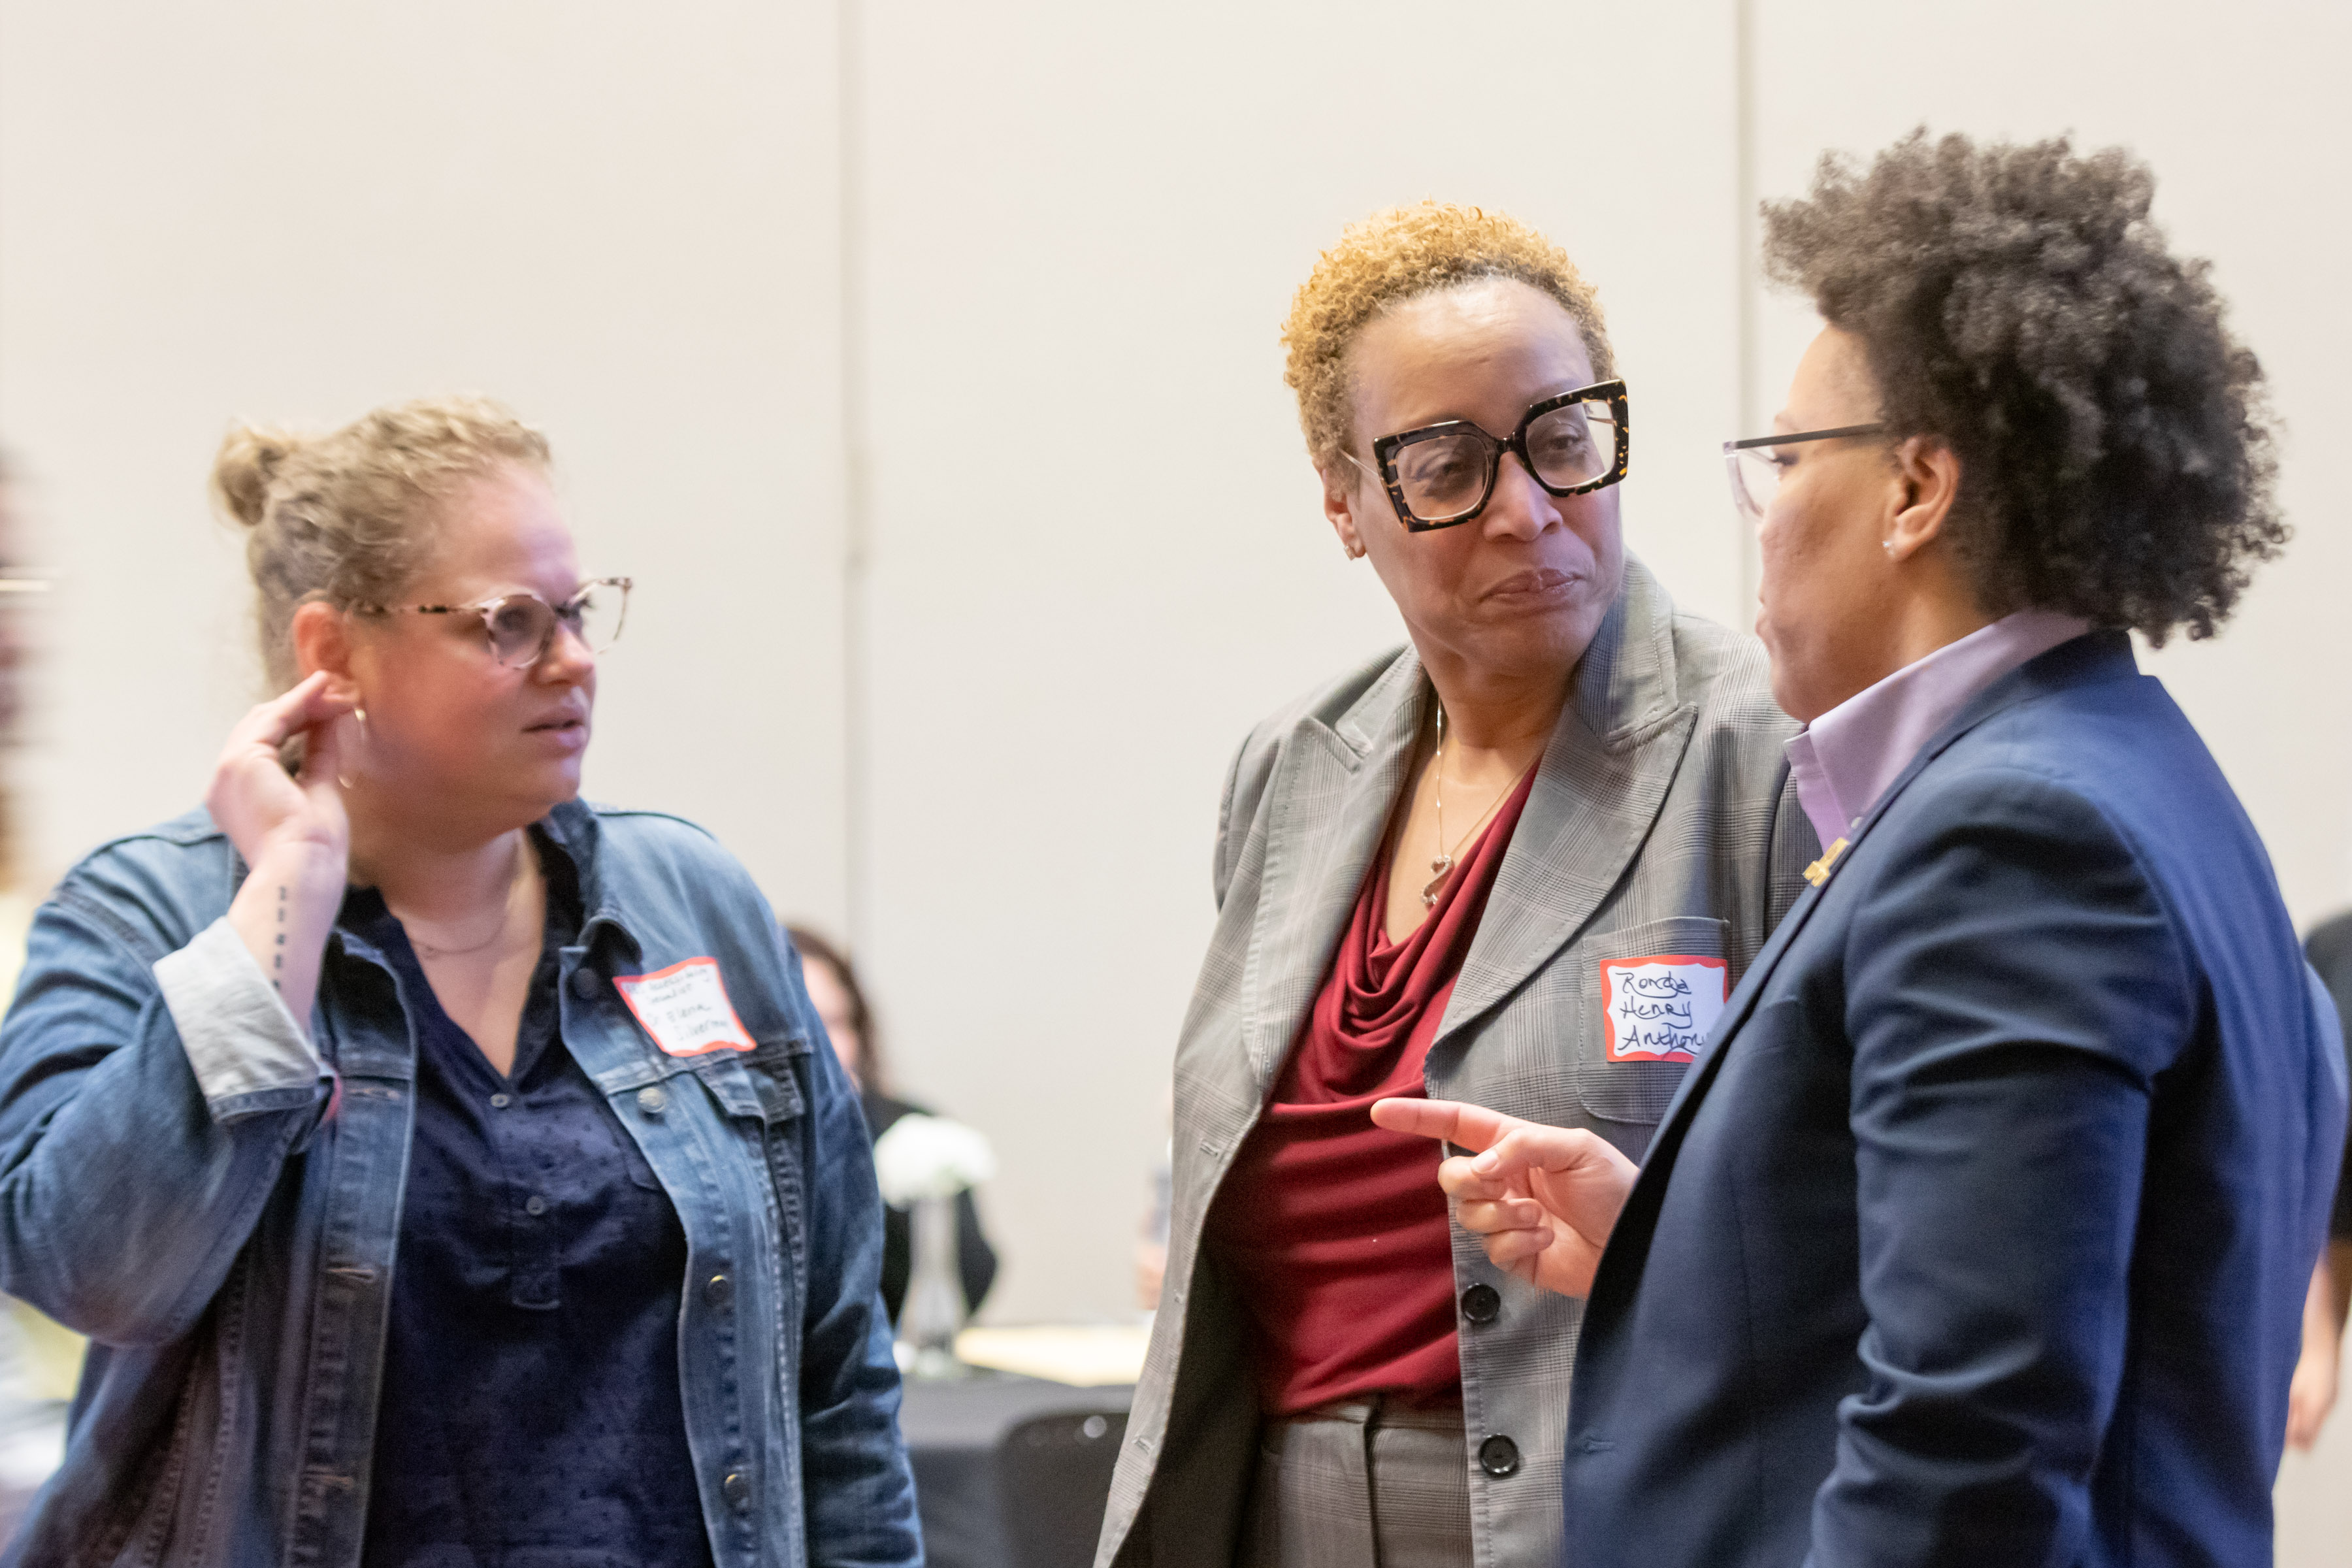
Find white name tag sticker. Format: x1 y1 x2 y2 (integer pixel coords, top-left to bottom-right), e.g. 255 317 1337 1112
612 956 757 1057
1600 955 1729 1063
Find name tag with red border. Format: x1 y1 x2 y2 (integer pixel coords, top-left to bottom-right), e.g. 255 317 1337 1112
1601 954 1728 1063
612 956 757 1057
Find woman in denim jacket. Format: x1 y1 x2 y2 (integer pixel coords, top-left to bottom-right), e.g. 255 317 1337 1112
0 395 918 1567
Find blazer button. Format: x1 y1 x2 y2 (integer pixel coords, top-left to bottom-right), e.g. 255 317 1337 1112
1478 1435 1521 1477
721 1471 752 1510
706 1273 733 1309
1460 1284 1501 1325
570 969 601 1001
636 1085 668 1117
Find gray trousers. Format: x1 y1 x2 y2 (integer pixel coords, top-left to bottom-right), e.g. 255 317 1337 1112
1237 1398 1474 1568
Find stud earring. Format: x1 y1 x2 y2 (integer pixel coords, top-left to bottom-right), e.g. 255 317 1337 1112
1882 540 1896 555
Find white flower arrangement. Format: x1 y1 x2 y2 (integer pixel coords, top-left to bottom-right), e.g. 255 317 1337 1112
872 1113 997 1207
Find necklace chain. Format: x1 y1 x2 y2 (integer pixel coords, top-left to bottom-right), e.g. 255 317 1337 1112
1422 706 1527 909
396 840 531 958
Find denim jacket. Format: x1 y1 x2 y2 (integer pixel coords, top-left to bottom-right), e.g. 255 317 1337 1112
0 798 921 1568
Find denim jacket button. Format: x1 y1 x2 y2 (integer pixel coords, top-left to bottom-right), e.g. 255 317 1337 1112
636 1085 668 1117
570 969 600 1001
706 1273 733 1309
721 1471 752 1509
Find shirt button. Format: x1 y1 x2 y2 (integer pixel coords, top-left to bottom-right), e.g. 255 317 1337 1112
1460 1284 1501 1325
488 1092 511 1110
1478 1435 1521 1477
706 1273 734 1309
721 1471 752 1510
570 969 601 1001
524 1195 547 1217
636 1085 668 1117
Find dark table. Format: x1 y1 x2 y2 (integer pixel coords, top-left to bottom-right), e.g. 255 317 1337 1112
900 1372 1135 1568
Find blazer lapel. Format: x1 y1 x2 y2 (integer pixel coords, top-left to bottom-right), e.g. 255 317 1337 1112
1635 628 2140 1158
1239 652 1427 1090
1435 560 1697 1048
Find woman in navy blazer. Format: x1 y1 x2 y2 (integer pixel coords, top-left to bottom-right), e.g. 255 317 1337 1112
1379 131 2347 1566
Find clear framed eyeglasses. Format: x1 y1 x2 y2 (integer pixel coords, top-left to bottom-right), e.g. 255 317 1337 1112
1722 425 1887 526
355 577 632 669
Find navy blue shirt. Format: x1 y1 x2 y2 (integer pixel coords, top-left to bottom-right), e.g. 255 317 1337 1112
356 831 713 1568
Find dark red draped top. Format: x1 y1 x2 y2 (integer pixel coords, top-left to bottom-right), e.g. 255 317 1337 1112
1205 767 1537 1416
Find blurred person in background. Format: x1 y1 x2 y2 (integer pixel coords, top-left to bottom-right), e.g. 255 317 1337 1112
1096 203 1814 1568
0 397 919 1567
787 924 998 1325
1383 132 2345 1567
2291 911 2352 1449
0 454 74 1543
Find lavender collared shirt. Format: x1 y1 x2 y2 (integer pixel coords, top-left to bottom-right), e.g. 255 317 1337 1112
1784 609 2093 853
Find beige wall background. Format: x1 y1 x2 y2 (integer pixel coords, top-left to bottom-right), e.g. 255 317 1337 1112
1 0 2344 1552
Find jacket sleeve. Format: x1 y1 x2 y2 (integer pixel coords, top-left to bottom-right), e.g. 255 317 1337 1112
1806 768 2194 1567
0 866 331 1347
787 949 923 1567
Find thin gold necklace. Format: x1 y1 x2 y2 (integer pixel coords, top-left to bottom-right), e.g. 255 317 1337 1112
398 840 531 958
1421 707 1527 909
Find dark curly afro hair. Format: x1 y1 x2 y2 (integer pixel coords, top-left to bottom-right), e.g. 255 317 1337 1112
1762 129 2283 643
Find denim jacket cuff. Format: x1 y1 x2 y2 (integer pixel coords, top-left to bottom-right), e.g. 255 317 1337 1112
154 916 329 1122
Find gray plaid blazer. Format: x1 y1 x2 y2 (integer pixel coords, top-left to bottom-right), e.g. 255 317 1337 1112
1098 559 1815 1568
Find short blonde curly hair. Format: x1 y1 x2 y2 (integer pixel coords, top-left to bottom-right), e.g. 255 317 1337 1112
1282 201 1614 472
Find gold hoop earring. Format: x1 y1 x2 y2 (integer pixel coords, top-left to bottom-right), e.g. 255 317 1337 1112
337 704 368 792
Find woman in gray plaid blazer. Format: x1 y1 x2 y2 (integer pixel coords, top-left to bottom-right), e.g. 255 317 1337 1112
1094 204 1813 1568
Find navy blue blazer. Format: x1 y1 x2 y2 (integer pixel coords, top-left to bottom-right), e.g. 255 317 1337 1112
1565 632 2347 1567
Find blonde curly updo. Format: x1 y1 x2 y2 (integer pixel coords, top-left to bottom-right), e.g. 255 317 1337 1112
211 393 551 689
1282 201 1615 473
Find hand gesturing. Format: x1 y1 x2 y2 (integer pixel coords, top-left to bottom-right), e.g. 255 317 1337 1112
1370 1097 1639 1300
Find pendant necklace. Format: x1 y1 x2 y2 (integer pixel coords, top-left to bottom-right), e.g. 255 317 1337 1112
1420 706 1526 909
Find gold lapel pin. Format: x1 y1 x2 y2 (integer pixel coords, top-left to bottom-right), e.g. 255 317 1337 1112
1803 837 1850 888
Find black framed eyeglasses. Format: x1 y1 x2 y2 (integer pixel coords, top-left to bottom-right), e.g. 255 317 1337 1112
1351 379 1631 532
1722 424 1887 526
353 577 633 670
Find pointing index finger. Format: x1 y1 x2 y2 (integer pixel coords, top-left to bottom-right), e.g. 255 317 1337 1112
1369 1097 1527 1154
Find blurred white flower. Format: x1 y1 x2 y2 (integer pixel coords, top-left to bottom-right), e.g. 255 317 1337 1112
872 1114 996 1206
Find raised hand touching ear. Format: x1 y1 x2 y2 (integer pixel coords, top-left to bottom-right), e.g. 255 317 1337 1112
208 672 357 1032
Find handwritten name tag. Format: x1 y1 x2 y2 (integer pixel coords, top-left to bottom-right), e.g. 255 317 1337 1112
612 956 757 1057
1600 955 1729 1063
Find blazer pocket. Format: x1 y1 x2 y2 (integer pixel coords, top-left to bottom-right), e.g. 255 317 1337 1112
1571 915 1731 1126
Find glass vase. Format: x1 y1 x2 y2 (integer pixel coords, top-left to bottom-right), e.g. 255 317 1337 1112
896 1193 968 1380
